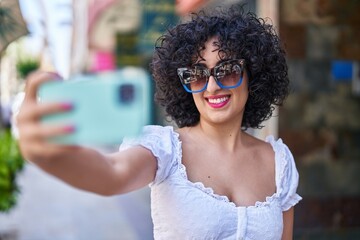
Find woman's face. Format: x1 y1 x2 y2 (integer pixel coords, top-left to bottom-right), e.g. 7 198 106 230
192 37 249 127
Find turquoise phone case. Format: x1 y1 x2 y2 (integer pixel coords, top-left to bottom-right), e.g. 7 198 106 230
38 68 151 145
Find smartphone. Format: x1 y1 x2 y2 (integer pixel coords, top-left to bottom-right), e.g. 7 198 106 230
38 67 151 145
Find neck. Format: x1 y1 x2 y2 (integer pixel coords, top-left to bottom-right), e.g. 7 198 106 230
195 117 246 152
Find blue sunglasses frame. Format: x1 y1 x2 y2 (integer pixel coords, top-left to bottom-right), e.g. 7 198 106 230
177 59 245 93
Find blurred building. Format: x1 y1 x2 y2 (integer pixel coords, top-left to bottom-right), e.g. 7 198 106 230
278 0 360 238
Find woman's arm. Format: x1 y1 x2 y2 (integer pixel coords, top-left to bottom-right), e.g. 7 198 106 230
17 71 157 195
282 207 295 240
36 146 157 195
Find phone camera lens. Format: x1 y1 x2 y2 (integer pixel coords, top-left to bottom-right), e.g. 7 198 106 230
119 84 135 104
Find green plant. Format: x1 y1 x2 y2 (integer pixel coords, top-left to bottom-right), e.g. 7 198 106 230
0 129 24 212
16 58 39 79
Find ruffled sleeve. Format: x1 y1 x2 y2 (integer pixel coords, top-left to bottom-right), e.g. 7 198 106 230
267 136 302 211
119 125 179 185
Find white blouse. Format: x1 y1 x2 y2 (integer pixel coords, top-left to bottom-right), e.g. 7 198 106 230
120 125 302 240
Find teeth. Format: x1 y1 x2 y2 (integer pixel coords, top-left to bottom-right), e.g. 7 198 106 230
208 97 229 104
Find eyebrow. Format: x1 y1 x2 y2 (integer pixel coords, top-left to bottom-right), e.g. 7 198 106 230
193 59 230 68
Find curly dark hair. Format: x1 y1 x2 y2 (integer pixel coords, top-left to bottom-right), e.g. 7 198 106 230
150 5 289 129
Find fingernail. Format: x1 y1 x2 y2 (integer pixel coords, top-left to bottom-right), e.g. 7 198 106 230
60 103 73 111
49 72 63 80
64 125 76 133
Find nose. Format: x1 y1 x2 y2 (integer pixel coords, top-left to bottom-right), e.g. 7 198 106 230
206 75 221 93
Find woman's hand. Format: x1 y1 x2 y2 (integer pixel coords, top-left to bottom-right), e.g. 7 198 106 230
17 71 79 163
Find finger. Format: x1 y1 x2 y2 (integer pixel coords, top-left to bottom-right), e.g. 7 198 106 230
47 125 75 139
36 102 74 118
18 124 79 162
18 101 73 124
19 123 75 143
24 71 62 102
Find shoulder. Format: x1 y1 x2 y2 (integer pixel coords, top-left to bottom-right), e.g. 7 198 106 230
120 125 181 185
243 133 275 167
265 135 295 174
120 125 178 152
265 135 295 179
266 135 302 210
143 124 175 132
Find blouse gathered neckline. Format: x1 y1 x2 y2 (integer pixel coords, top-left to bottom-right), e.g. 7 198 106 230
173 129 279 209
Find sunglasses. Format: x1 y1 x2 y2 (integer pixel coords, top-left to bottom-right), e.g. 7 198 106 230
177 59 245 93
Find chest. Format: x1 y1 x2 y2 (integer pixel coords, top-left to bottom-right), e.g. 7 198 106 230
181 143 276 207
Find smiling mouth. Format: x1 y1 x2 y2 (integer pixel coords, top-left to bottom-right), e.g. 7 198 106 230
209 97 228 104
207 96 230 104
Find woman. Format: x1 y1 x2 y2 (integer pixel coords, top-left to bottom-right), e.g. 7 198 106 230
18 6 301 240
